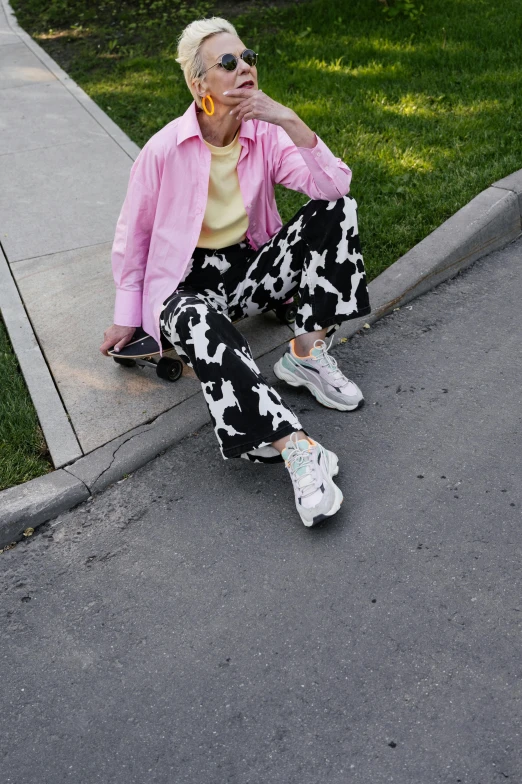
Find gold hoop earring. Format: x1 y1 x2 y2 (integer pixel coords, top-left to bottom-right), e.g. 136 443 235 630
201 95 215 116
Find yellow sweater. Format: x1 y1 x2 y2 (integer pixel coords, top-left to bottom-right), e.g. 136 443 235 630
197 132 249 249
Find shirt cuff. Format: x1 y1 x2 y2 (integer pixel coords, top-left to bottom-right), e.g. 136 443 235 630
114 288 142 328
296 134 352 195
296 134 333 162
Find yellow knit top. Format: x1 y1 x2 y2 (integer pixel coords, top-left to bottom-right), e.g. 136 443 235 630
197 131 249 249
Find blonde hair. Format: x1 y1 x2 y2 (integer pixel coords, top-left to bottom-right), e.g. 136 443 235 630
176 17 237 107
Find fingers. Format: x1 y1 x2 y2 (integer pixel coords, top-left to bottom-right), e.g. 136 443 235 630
99 337 113 356
223 88 257 100
233 96 260 121
99 336 129 356
114 335 131 352
99 326 134 356
231 92 280 124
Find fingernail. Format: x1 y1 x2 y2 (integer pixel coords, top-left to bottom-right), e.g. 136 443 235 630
229 110 233 114
223 91 229 95
114 347 120 353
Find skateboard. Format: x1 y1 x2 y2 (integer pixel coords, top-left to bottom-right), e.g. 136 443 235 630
108 327 184 382
108 301 297 383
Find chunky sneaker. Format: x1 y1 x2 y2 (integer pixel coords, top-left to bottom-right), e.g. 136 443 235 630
282 434 343 527
274 338 363 411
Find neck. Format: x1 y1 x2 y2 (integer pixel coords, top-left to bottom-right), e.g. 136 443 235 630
197 105 241 147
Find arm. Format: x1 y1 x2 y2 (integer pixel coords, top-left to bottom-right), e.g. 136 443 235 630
226 88 352 200
272 123 352 201
100 147 162 355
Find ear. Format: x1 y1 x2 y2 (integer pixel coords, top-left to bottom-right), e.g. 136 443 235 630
192 77 205 99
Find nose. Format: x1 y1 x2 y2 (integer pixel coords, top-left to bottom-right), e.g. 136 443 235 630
236 56 251 75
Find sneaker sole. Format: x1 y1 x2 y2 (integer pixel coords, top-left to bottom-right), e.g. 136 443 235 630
274 359 363 412
301 449 343 528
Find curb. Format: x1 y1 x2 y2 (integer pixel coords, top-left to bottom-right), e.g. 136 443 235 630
0 247 83 468
2 168 520 547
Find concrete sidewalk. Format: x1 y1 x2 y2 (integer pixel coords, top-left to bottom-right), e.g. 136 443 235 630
1 0 521 542
0 0 294 463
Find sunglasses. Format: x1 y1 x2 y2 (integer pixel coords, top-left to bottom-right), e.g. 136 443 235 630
201 49 258 76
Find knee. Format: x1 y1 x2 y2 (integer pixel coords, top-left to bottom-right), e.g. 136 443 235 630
303 196 358 246
162 295 208 343
308 194 357 219
331 194 357 211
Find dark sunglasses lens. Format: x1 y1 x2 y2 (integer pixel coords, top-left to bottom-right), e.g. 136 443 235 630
220 53 238 71
242 49 257 66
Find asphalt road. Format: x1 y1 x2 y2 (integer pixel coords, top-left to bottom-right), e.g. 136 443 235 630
2 237 521 784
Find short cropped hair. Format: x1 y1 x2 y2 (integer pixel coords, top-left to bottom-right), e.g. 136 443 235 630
176 17 237 107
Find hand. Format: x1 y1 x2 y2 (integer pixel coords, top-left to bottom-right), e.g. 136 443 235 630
99 324 136 356
223 88 295 126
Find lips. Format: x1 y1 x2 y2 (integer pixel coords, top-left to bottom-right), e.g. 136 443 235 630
239 80 254 88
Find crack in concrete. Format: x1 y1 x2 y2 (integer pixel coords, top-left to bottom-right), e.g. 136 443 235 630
91 424 157 489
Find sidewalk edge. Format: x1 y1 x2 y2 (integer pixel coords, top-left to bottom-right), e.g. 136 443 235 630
0 247 83 469
0 471 89 549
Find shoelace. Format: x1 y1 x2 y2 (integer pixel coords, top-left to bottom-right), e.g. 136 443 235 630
285 438 318 499
313 340 349 386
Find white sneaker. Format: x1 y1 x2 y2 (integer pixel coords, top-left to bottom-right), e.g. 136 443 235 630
282 434 343 527
274 338 364 411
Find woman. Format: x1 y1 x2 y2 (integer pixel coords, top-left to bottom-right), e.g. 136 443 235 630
100 17 371 528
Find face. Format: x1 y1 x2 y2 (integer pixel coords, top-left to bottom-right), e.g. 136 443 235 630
195 32 258 106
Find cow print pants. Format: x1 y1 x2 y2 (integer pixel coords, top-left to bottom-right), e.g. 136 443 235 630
159 195 371 460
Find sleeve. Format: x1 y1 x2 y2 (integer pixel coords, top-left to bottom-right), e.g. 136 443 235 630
111 145 163 327
272 126 352 201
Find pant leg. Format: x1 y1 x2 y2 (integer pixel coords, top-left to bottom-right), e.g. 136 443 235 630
226 195 371 337
159 290 302 459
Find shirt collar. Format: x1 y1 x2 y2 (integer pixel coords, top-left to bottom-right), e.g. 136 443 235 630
177 101 256 146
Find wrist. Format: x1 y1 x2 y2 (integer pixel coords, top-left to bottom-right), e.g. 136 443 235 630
279 111 316 149
277 108 298 129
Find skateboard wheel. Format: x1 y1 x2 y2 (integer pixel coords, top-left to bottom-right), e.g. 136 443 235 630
156 357 183 382
113 357 136 368
274 302 297 325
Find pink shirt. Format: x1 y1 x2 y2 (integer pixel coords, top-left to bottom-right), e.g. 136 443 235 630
111 101 352 349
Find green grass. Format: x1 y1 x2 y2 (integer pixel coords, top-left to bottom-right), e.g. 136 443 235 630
3 0 522 488
0 318 52 490
10 0 522 278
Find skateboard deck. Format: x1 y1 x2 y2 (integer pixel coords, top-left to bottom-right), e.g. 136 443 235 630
107 327 171 360
107 301 297 382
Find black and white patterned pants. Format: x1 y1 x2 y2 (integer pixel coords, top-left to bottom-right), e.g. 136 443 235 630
159 196 371 459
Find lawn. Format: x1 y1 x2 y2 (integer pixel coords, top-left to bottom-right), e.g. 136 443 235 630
3 0 522 488
0 318 51 490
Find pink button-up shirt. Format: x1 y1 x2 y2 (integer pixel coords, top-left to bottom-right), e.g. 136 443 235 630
111 101 352 349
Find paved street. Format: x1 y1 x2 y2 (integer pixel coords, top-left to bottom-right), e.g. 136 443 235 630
2 238 521 784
